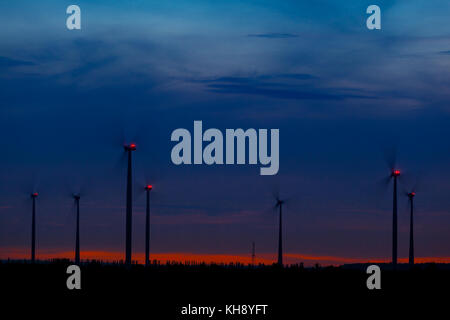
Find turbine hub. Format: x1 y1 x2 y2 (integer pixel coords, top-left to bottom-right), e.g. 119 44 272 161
124 143 137 151
145 184 153 191
391 169 401 177
31 192 38 198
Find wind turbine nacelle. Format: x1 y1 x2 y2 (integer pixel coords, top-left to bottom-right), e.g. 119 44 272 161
31 192 38 198
391 170 401 177
124 143 137 151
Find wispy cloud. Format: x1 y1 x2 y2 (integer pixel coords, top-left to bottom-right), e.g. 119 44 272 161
247 33 298 39
0 56 34 68
198 74 376 101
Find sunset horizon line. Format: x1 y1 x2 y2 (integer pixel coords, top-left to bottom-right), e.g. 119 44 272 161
2 248 450 266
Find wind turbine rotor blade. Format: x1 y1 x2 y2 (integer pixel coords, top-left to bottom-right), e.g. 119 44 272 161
410 174 423 194
383 146 397 170
376 176 391 188
271 184 280 201
113 150 127 173
79 182 90 198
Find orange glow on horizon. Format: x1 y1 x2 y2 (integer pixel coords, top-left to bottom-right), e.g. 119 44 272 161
2 247 450 266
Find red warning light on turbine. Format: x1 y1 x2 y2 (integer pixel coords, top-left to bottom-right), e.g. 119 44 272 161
145 184 153 190
392 170 401 177
124 143 137 151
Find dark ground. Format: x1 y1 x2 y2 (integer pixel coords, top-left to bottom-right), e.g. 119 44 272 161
1 260 449 317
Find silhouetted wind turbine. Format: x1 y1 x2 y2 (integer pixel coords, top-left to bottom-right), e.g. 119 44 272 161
73 193 81 265
274 197 285 266
390 169 401 269
30 192 38 262
124 143 137 265
251 241 255 266
382 147 402 269
144 184 152 266
408 191 415 267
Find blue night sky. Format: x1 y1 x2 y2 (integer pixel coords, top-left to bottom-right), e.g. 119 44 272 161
0 1 449 264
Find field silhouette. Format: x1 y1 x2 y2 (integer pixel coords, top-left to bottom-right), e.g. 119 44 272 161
2 260 449 317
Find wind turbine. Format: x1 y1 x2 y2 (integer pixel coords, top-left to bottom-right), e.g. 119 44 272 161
144 184 152 266
274 197 285 266
382 147 402 269
30 192 38 262
124 143 137 265
407 191 415 267
390 169 401 269
73 193 81 265
251 241 255 266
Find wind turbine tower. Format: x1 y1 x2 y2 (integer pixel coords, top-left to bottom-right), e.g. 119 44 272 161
391 169 400 269
30 192 38 262
408 192 415 267
124 143 136 265
145 184 152 266
251 241 255 266
73 193 81 265
275 198 285 266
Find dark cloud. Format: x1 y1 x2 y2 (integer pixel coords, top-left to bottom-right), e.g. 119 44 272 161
247 33 299 39
193 73 315 84
0 56 34 68
69 56 119 79
198 74 376 101
439 50 450 55
274 74 316 80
